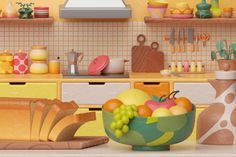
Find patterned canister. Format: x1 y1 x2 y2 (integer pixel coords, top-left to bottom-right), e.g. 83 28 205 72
13 50 28 74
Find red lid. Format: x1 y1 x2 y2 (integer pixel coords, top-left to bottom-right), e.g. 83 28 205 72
88 55 109 75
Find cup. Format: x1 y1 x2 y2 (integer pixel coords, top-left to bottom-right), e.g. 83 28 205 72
49 60 60 74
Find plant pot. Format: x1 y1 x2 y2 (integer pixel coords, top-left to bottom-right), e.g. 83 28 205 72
218 59 236 71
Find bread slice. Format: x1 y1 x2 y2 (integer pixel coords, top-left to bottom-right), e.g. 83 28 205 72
0 102 31 140
48 112 96 141
30 99 60 141
39 101 78 141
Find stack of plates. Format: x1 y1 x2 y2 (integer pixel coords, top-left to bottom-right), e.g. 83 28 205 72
34 7 49 18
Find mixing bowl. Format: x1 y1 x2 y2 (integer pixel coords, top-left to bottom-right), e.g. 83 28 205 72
102 105 195 151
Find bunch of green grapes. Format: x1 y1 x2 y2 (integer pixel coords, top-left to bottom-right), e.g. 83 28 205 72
110 104 138 138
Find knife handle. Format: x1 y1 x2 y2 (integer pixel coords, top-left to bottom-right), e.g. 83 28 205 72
170 44 175 53
195 44 199 52
176 45 180 53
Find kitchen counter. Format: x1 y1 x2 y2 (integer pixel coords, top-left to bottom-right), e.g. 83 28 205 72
130 73 215 82
0 73 215 82
0 141 236 157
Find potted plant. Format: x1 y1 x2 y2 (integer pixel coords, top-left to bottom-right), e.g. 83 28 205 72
16 2 34 19
211 40 236 70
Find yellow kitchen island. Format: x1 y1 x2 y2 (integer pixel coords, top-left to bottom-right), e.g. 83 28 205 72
0 73 216 140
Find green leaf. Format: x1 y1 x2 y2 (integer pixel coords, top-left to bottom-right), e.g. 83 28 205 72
219 50 226 58
216 41 225 51
233 51 236 60
230 43 236 51
211 51 217 61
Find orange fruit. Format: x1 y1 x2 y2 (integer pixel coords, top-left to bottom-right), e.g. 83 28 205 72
175 97 193 112
138 105 153 117
103 99 123 113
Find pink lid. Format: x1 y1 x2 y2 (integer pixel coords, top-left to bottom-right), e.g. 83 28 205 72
88 55 109 75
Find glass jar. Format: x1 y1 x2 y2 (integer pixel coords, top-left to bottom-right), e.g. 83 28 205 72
30 46 48 61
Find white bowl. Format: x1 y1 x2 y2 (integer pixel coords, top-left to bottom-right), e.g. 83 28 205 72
160 69 172 77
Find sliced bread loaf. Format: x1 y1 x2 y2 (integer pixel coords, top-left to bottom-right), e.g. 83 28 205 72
39 101 78 141
48 112 96 141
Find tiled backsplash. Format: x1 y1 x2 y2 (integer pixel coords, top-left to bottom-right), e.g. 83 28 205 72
0 22 235 72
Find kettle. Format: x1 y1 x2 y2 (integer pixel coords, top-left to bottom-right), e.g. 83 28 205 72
67 49 84 75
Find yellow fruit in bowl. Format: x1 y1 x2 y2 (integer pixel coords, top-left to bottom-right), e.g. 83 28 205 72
175 97 193 112
176 2 190 12
169 106 187 116
103 99 123 113
117 89 150 106
152 108 172 117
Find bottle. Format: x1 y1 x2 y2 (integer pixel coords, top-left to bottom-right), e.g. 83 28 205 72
190 62 196 72
177 61 183 72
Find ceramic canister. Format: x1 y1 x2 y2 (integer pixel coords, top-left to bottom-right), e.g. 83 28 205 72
13 51 28 74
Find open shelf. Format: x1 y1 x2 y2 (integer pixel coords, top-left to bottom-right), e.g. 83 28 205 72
144 16 236 24
0 17 54 24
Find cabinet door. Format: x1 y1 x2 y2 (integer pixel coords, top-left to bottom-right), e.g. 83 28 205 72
134 82 170 97
174 83 215 105
0 82 57 99
62 82 130 106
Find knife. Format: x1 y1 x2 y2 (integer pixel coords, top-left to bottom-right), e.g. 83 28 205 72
188 28 194 52
183 28 186 52
177 29 181 53
170 28 175 53
195 32 199 52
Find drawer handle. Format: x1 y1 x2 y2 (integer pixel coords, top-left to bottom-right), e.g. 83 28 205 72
9 82 26 85
89 108 102 111
89 82 105 85
143 82 160 85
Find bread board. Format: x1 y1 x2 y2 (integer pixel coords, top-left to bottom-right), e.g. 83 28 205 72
0 136 109 150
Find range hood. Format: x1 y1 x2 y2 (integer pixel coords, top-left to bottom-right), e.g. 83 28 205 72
60 0 131 19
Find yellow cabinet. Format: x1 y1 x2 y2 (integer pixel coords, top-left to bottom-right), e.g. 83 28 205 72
0 82 57 99
75 108 106 136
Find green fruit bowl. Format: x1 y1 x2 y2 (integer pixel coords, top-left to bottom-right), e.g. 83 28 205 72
102 105 196 151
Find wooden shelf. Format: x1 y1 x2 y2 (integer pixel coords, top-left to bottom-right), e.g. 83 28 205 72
144 16 236 24
0 17 54 24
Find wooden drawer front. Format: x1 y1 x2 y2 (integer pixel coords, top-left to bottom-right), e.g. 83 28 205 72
174 83 215 105
134 82 170 97
0 82 57 99
62 82 130 105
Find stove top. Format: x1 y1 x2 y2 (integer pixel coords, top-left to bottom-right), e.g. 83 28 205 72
63 71 129 79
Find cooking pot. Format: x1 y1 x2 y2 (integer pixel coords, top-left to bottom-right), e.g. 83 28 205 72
102 58 129 74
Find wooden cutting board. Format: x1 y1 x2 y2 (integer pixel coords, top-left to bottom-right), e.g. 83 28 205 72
0 136 109 150
132 35 164 72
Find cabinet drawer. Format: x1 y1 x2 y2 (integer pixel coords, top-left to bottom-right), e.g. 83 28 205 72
62 82 130 105
174 83 215 104
0 82 57 99
134 82 170 97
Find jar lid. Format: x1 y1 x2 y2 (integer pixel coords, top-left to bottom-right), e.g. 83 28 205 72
88 55 109 75
32 46 47 49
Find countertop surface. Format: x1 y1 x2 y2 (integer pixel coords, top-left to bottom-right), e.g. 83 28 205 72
0 141 236 157
0 73 216 82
